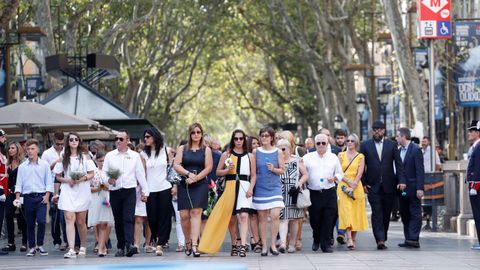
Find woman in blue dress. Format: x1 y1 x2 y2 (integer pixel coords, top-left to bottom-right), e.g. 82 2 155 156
252 127 285 256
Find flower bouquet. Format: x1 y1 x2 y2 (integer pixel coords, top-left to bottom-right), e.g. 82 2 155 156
225 157 233 167
107 168 122 179
69 171 85 182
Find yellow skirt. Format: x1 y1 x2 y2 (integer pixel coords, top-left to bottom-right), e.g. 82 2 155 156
198 180 236 254
337 181 369 231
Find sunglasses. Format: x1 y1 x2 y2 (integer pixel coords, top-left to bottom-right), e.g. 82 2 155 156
260 134 270 138
372 128 384 132
116 137 125 142
346 140 355 143
234 137 244 141
144 134 152 139
55 142 64 146
191 131 202 135
281 147 287 151
69 138 79 142
316 141 327 146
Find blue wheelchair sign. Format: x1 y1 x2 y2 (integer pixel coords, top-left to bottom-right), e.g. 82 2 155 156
437 21 451 37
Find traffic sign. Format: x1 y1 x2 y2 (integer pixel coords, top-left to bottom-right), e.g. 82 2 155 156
417 0 452 39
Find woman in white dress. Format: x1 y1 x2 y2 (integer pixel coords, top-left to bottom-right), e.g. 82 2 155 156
54 132 95 259
88 151 114 257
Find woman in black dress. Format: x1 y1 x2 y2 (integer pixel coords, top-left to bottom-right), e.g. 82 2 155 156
174 123 213 257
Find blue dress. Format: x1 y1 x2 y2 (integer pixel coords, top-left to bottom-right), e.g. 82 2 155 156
252 147 285 210
177 148 209 210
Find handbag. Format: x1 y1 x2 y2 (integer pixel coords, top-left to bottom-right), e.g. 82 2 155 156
165 147 181 185
296 188 311 208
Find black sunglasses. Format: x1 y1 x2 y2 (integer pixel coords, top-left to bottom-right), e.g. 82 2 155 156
346 140 355 143
69 138 79 142
234 137 244 141
191 131 202 135
316 141 327 146
116 137 125 142
281 147 286 151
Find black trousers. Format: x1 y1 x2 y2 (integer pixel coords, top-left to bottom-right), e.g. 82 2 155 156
399 195 422 241
367 188 394 243
5 194 27 245
470 192 480 243
308 188 337 250
110 188 136 250
146 189 173 246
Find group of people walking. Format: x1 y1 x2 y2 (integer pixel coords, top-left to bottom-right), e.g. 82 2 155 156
2 119 479 258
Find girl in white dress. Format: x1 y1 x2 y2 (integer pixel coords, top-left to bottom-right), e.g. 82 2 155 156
88 151 114 257
54 133 95 259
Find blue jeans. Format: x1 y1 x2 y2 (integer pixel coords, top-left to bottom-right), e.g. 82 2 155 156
24 193 47 248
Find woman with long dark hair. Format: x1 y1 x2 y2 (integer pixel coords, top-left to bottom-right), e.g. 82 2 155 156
173 123 213 257
54 132 95 258
141 127 173 256
199 129 256 257
2 142 27 253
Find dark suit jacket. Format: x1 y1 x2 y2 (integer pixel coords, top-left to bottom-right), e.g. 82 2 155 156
360 138 406 194
400 142 425 196
467 142 480 182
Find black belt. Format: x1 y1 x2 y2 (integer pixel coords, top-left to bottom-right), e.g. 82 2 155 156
225 175 250 182
24 192 46 197
310 187 335 193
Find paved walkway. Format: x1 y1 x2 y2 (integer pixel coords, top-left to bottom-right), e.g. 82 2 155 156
1 220 479 270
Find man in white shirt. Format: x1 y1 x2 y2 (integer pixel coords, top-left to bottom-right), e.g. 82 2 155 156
421 136 441 173
103 130 149 257
41 132 67 250
302 134 344 253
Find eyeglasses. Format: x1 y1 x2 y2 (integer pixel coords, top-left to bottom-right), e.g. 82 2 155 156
116 137 125 142
346 140 355 143
234 137 244 141
69 138 79 142
191 131 202 135
316 141 327 146
144 135 152 139
260 134 270 138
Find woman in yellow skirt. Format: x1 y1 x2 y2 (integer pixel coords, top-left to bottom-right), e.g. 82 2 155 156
198 129 256 257
337 133 369 250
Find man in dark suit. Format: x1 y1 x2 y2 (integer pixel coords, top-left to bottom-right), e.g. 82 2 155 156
360 120 406 250
466 120 480 250
395 127 424 248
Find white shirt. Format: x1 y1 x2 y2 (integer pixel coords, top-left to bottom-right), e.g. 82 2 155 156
41 146 63 169
140 149 171 192
303 151 344 190
103 148 149 196
422 145 441 172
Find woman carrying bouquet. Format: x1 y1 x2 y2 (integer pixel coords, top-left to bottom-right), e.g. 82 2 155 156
199 129 256 257
54 132 95 258
88 151 114 257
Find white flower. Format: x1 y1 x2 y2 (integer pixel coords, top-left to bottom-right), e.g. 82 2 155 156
225 157 232 167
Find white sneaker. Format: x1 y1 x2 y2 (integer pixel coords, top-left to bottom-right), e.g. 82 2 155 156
36 246 48 256
26 248 36 257
78 247 86 257
155 245 163 256
64 249 77 259
287 246 296 253
144 245 155 253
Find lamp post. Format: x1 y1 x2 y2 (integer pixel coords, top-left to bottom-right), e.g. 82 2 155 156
379 90 389 132
356 95 366 141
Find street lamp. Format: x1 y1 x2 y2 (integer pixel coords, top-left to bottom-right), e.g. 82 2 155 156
356 94 367 141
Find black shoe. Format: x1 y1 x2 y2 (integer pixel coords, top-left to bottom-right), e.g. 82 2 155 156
390 216 399 222
20 245 27 252
260 250 268 256
2 244 16 252
312 242 320 251
114 249 125 257
329 239 335 246
270 247 279 256
398 242 410 248
322 247 334 253
126 246 138 257
0 250 8 255
278 245 286 254
336 235 346 245
405 240 420 248
377 243 388 250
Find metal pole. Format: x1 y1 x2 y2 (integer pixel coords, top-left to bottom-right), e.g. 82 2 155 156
429 40 437 232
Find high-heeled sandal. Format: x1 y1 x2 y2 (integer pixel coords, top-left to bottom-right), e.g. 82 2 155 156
253 241 263 253
347 239 355 250
231 245 238 256
185 241 192 256
192 244 201 257
238 245 246 257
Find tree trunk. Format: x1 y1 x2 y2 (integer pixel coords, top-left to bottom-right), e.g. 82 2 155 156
380 0 427 131
34 0 57 90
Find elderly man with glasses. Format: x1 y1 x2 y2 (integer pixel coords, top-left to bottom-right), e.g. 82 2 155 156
103 129 149 257
302 134 344 253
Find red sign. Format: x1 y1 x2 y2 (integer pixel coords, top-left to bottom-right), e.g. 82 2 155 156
417 0 452 39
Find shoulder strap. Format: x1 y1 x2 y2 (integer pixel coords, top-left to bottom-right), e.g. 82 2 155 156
344 153 360 172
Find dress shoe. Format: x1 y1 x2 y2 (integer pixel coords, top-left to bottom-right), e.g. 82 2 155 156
2 244 16 252
377 242 388 250
405 240 420 248
336 235 346 245
322 247 334 253
126 246 138 257
114 249 125 257
0 250 8 255
312 242 320 251
270 247 280 256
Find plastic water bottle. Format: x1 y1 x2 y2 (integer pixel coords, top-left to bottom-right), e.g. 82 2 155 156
320 178 324 183
401 190 407 196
